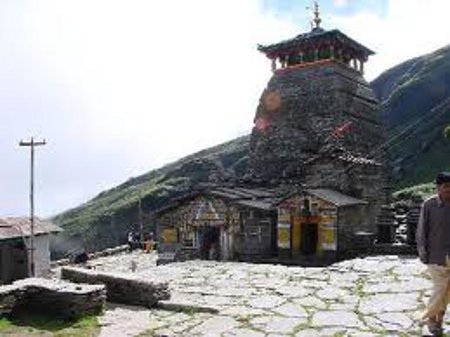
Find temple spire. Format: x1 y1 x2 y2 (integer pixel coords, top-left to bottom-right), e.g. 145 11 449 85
312 1 321 30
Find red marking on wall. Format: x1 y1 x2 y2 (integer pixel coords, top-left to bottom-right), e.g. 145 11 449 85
332 121 354 139
255 117 271 133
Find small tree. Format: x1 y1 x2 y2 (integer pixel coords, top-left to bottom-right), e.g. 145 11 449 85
445 125 450 139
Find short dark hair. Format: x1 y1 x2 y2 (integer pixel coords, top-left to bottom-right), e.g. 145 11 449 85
436 172 450 185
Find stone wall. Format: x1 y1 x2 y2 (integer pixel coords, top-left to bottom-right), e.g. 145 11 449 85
0 277 105 318
0 240 28 285
306 159 387 232
157 195 241 260
52 244 130 268
61 267 170 308
237 209 277 261
250 62 384 181
250 61 389 237
337 205 371 256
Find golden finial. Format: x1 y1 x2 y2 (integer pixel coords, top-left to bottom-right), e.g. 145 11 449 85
313 1 321 29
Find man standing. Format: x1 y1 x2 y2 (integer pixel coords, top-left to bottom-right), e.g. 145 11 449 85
417 172 450 335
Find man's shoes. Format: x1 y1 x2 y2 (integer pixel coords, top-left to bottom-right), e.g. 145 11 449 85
426 317 443 336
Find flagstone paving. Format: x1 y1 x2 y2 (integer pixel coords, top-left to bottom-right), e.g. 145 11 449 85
78 251 447 336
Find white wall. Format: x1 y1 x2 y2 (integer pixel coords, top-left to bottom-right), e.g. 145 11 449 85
24 234 51 277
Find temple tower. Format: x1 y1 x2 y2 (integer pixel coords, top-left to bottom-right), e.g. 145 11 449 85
250 4 389 229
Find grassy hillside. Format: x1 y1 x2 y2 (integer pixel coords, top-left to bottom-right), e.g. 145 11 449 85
393 182 436 201
51 135 250 256
371 44 450 188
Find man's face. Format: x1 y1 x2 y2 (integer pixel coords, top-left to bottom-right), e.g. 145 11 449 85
437 182 450 202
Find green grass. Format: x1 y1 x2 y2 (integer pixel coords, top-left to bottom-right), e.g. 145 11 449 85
51 135 251 256
0 313 100 337
393 182 436 201
0 317 13 329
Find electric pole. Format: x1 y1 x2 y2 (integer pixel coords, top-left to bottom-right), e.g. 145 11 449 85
19 137 46 277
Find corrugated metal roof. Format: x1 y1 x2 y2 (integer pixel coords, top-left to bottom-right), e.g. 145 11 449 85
0 217 62 241
235 200 275 211
306 189 367 207
209 187 277 211
209 187 276 201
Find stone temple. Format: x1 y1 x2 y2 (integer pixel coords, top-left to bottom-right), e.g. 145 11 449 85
250 5 389 231
155 5 392 265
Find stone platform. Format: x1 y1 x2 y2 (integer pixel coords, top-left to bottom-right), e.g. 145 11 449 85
78 250 436 336
0 277 105 318
61 266 170 308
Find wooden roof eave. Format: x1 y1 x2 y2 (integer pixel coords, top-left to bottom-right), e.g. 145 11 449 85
258 29 374 59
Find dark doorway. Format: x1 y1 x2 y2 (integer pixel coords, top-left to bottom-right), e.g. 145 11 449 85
199 225 220 260
300 223 318 255
0 240 28 284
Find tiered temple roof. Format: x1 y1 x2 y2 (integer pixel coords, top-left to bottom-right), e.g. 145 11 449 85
257 3 374 74
258 28 374 59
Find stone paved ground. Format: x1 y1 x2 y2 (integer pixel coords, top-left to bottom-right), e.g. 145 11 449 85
79 251 447 336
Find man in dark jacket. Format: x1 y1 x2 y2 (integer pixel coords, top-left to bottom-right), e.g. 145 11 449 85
417 172 450 334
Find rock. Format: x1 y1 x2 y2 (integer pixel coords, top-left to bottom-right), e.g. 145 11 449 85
61 266 169 308
0 277 105 318
311 310 363 328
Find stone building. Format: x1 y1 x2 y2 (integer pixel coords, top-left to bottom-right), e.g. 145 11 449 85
251 6 388 246
276 189 368 264
156 5 389 265
155 185 372 265
156 187 278 262
0 217 62 284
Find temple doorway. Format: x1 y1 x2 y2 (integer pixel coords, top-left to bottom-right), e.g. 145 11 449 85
199 225 220 260
300 222 318 255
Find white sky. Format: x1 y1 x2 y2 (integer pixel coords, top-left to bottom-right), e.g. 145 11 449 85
1 0 450 217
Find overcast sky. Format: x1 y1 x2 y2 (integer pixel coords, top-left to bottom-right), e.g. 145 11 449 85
1 0 450 218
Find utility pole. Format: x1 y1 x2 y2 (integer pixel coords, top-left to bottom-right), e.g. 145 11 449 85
19 137 46 277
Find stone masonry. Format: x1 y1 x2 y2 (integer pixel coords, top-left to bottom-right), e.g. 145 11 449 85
0 277 105 318
73 250 441 337
250 61 389 234
250 62 385 181
61 266 170 308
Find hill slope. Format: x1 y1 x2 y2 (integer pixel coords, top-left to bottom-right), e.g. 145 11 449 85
51 135 250 256
371 44 450 188
53 44 450 255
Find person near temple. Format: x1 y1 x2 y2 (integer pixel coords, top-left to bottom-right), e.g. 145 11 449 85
417 171 450 335
145 232 154 253
127 230 136 251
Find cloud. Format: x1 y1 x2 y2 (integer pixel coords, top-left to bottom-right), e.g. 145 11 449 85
0 0 297 216
333 0 349 8
2 0 450 217
329 0 450 80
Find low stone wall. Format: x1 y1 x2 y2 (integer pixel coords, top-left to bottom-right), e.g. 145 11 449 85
89 245 130 259
52 245 130 267
61 267 170 308
371 243 416 256
0 278 105 318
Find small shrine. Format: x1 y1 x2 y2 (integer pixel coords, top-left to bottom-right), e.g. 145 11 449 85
276 189 367 263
